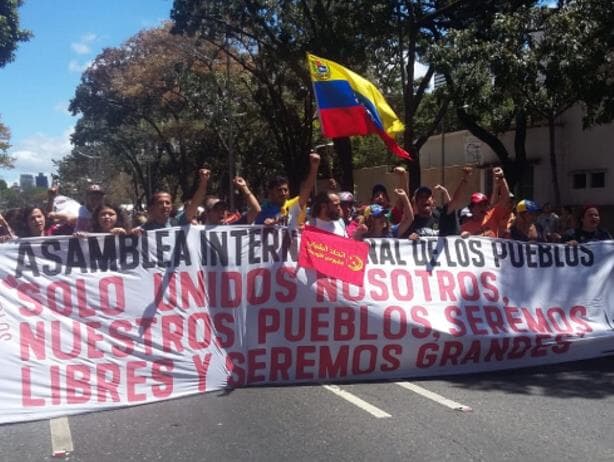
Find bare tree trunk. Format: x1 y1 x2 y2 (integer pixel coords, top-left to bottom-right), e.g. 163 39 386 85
333 137 353 192
548 115 562 206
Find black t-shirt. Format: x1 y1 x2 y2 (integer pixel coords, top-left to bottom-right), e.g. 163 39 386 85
400 205 458 238
564 228 612 243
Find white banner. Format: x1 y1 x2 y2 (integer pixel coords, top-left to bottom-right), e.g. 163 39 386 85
0 226 613 424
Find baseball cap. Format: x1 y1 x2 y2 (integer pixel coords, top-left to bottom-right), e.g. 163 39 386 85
365 204 388 218
459 207 473 219
87 184 105 194
516 199 540 213
339 191 354 203
413 186 433 197
205 198 229 211
470 192 488 205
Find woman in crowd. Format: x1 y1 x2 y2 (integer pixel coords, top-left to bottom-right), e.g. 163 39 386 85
90 202 129 235
564 205 612 243
19 206 49 237
508 200 546 242
354 188 413 239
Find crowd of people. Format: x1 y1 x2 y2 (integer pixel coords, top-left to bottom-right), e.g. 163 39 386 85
0 151 611 245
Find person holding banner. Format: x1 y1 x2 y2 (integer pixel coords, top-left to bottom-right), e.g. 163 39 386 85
564 205 612 244
91 202 129 235
509 199 545 242
136 168 210 232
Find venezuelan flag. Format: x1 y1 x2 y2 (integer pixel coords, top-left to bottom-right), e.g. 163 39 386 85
307 53 411 160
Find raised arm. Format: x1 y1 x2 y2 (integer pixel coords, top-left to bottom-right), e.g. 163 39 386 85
0 213 15 240
447 166 472 213
298 151 321 209
393 166 409 194
234 176 261 224
433 184 451 205
45 185 77 224
493 167 511 208
394 188 414 238
185 168 210 223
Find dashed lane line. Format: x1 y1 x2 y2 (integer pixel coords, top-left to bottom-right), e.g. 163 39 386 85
395 381 473 412
49 416 74 457
322 385 392 418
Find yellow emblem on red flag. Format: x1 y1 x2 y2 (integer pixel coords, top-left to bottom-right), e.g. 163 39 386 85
298 226 368 286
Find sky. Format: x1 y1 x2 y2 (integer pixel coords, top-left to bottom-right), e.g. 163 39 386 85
0 0 429 187
0 0 174 186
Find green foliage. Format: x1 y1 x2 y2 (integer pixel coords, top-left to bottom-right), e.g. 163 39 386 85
0 185 47 209
68 24 275 203
0 117 14 168
0 0 31 68
428 1 614 200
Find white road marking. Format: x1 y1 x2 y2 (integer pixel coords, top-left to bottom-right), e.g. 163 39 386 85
322 385 391 418
395 382 472 412
49 416 74 456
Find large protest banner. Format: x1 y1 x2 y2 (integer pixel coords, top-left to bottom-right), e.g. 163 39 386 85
0 226 613 424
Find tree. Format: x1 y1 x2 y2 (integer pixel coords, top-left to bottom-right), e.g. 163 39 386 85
69 24 280 204
0 117 15 168
171 0 539 190
0 0 31 68
0 0 30 171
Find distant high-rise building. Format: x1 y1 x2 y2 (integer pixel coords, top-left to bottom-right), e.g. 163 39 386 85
35 173 49 188
19 174 34 189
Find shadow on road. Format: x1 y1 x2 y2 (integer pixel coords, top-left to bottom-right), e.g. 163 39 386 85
423 355 614 399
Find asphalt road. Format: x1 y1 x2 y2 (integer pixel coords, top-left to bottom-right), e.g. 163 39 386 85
1 356 613 462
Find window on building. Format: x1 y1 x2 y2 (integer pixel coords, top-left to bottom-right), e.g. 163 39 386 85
571 170 606 190
572 173 587 189
590 172 605 188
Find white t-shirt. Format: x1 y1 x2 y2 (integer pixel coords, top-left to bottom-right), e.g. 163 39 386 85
52 195 81 217
312 218 348 237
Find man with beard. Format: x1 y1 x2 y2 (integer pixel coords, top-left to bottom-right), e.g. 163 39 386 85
309 190 347 236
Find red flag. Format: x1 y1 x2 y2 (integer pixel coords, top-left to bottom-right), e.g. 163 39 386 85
298 225 369 286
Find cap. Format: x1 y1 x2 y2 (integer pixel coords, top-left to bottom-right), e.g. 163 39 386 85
470 192 488 205
205 198 229 211
371 183 388 198
338 191 354 203
365 204 388 218
516 199 540 213
459 207 473 219
413 186 433 197
87 184 105 194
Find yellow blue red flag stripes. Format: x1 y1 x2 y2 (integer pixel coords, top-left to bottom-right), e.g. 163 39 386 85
307 53 411 160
